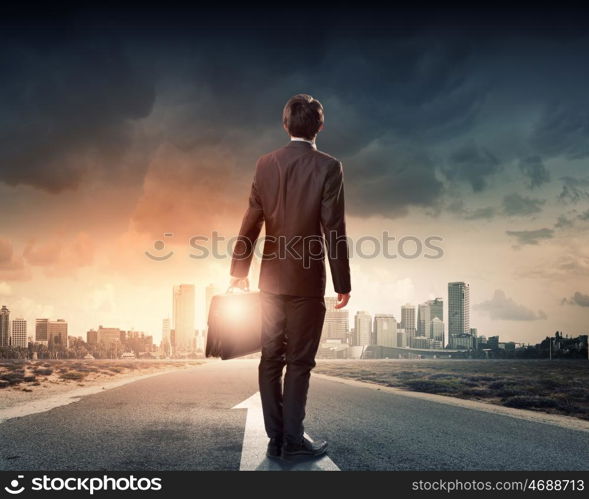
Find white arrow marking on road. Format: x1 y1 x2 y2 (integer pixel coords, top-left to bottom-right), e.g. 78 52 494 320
232 392 340 471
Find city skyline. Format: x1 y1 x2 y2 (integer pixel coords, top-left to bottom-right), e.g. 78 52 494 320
1 276 581 352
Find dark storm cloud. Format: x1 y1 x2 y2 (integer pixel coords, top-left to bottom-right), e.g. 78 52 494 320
518 156 550 189
561 291 589 307
344 139 444 217
530 105 589 159
475 290 547 321
136 30 487 219
2 7 589 223
579 209 589 221
502 193 545 216
558 177 589 204
505 228 554 246
443 142 501 192
554 215 574 228
0 37 156 193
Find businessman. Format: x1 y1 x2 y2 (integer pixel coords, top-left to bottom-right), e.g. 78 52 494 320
230 94 351 461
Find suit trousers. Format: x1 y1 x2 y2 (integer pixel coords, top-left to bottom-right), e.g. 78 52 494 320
258 290 326 444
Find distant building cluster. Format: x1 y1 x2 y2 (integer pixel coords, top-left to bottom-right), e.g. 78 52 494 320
318 282 476 358
1 279 587 361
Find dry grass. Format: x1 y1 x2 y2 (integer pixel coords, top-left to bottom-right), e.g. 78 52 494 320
0 359 202 392
315 359 589 421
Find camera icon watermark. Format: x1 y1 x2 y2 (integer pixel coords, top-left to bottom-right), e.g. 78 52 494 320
4 475 25 495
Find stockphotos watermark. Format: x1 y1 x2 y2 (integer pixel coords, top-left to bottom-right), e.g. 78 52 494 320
3 474 162 495
145 231 444 263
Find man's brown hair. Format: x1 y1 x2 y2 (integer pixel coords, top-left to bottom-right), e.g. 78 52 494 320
282 94 324 140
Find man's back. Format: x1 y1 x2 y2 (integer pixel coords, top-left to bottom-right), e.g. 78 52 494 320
231 139 350 298
249 140 350 297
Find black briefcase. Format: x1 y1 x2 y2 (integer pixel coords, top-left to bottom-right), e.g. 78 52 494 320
206 289 262 360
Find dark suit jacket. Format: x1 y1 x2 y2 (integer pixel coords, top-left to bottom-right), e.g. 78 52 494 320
230 140 351 297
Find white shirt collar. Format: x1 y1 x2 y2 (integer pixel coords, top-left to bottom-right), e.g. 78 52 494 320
290 136 317 149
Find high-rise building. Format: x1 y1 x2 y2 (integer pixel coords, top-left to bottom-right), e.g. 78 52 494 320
11 318 27 348
0 305 9 347
353 311 372 346
396 328 407 348
374 314 397 347
418 298 444 339
448 282 470 348
431 317 444 343
321 297 349 341
205 284 221 320
417 303 430 337
401 304 416 341
162 318 171 354
48 319 68 349
412 336 432 349
173 284 196 352
429 297 443 323
97 326 121 351
36 318 49 343
87 329 98 345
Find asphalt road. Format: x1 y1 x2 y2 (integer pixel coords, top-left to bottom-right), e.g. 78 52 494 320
1 360 588 471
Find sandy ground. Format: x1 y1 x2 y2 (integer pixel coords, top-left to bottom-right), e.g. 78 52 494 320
0 359 206 414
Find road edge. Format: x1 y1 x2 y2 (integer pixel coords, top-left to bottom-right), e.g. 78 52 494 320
0 364 204 425
313 372 589 434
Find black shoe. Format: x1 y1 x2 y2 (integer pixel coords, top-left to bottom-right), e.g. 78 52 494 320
281 436 328 460
266 437 283 458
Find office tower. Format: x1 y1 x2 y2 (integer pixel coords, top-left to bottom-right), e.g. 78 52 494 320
162 318 171 344
48 319 68 349
374 314 397 347
401 304 416 341
173 284 196 352
11 318 27 348
418 298 444 339
431 317 444 343
87 329 98 345
417 303 430 337
36 318 49 343
448 282 470 348
0 305 9 347
353 311 372 346
97 326 121 350
396 328 407 348
321 297 349 341
412 336 432 349
205 284 221 319
429 297 443 323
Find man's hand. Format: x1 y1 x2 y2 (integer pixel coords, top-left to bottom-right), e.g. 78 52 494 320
229 276 249 291
334 292 350 309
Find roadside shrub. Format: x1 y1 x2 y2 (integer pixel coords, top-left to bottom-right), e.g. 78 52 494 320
34 368 53 376
59 372 86 381
461 388 493 398
496 387 529 398
404 380 456 394
0 373 24 385
502 395 560 409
